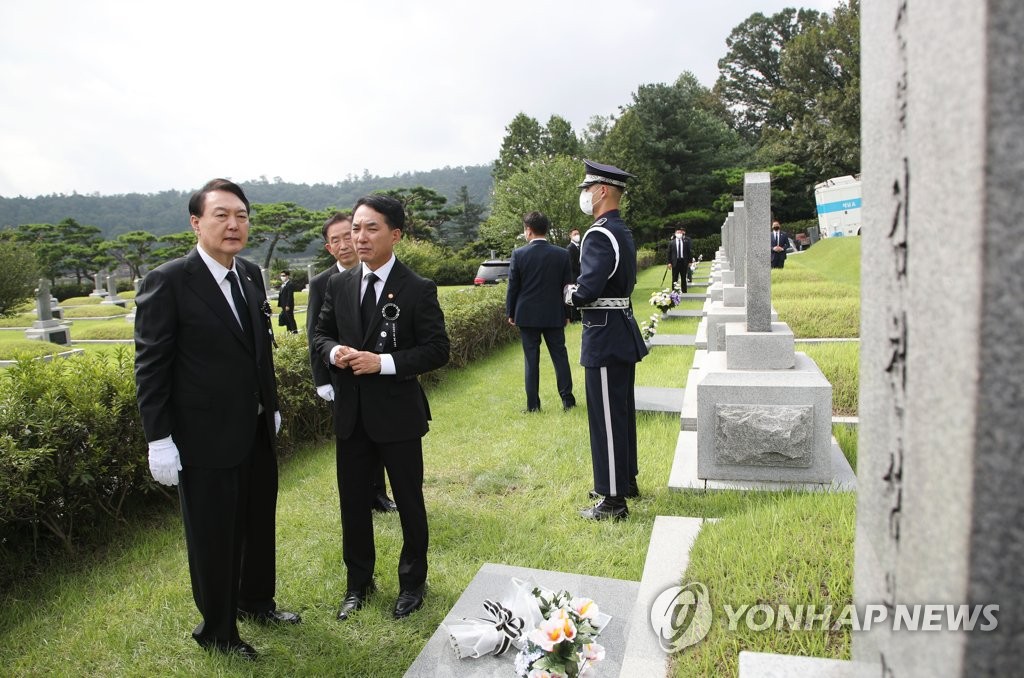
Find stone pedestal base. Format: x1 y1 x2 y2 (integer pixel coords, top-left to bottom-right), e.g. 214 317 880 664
723 284 746 307
696 351 832 483
101 297 126 308
25 323 71 345
725 322 796 370
721 269 735 285
705 302 779 351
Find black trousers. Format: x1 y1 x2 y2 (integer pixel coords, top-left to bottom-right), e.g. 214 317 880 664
337 418 427 592
178 420 277 645
519 326 574 411
282 309 297 334
671 261 689 292
584 362 639 497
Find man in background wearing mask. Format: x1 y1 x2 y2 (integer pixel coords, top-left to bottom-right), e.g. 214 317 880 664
564 160 648 521
771 220 791 269
277 270 298 334
308 212 398 514
566 228 582 322
667 227 692 292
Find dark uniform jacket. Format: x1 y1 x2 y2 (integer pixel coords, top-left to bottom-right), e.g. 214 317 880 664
506 239 572 328
570 210 649 368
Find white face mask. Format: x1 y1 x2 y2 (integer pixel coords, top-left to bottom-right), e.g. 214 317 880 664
675 233 683 239
571 234 580 244
579 189 594 216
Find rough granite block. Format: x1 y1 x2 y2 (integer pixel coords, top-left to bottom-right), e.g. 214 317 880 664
696 351 832 483
723 284 746 307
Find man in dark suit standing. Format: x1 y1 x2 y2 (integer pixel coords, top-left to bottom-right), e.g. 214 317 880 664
308 212 397 513
277 270 297 333
313 194 449 622
667 227 692 292
506 211 576 413
134 178 300 661
771 220 791 269
566 228 582 323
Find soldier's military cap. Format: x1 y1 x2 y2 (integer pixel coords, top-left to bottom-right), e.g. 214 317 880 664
578 159 636 189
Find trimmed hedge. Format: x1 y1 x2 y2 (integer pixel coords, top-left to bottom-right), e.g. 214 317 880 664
0 285 518 569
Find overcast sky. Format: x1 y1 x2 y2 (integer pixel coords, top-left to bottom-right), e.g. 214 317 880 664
0 1 840 198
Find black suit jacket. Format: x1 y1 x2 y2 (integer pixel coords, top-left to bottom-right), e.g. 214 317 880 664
307 264 341 388
567 240 581 281
506 239 572 328
668 236 692 267
312 259 449 443
277 279 295 309
134 249 278 468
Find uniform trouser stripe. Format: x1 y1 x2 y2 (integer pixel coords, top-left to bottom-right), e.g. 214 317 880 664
599 366 616 496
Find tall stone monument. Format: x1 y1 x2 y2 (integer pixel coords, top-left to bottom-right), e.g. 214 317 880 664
25 279 71 345
740 0 1023 674
100 275 125 307
89 272 107 298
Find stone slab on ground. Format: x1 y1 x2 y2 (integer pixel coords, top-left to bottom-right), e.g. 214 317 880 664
650 333 696 346
679 350 708 431
620 517 708 677
679 292 709 300
666 309 704 318
667 430 856 492
738 652 859 677
404 563 639 678
635 386 685 414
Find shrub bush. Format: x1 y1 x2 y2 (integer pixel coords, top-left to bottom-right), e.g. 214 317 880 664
51 282 94 301
73 323 135 340
0 281 516 567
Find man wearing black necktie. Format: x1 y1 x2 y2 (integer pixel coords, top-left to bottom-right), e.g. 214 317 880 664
667 227 692 292
134 179 299 661
313 194 449 622
771 220 791 269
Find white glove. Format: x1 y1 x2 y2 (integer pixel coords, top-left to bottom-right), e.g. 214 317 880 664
316 384 335 402
148 437 181 487
274 410 282 435
563 284 578 306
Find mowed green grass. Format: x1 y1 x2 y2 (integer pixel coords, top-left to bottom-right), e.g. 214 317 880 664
1 250 861 676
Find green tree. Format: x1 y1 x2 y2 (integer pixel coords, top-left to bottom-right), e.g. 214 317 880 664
580 115 613 159
540 115 581 157
4 218 106 284
153 232 197 265
0 243 40 315
602 72 749 240
101 230 159 280
248 202 319 269
714 8 822 140
478 155 591 256
712 162 810 222
493 113 543 182
379 187 459 242
442 185 487 249
764 0 861 178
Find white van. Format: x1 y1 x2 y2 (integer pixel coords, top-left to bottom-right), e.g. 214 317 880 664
814 175 862 238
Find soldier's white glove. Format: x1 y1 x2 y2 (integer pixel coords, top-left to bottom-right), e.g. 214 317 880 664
148 437 181 487
563 284 578 306
274 410 282 435
316 384 335 401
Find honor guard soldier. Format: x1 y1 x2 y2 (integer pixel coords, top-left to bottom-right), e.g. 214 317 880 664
564 160 649 520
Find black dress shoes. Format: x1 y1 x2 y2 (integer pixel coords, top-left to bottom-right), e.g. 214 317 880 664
337 583 376 621
195 637 258 661
580 497 629 521
562 400 577 411
393 585 425 619
372 492 398 513
238 608 302 625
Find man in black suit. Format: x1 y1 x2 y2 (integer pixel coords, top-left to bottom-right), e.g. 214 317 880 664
771 220 791 269
667 226 692 292
506 211 576 413
308 212 397 513
134 178 300 661
313 194 449 622
277 270 297 333
566 228 582 323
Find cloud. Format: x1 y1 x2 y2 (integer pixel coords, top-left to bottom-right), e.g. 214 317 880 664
0 0 842 197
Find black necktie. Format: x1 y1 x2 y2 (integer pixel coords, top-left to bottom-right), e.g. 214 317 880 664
361 272 379 332
226 270 253 339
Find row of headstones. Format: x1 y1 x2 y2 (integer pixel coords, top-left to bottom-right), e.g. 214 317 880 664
691 172 839 487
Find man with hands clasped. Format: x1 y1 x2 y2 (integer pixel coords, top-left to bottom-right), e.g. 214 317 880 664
134 178 299 662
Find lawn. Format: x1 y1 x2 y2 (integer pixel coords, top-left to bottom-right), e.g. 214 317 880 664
0 244 862 676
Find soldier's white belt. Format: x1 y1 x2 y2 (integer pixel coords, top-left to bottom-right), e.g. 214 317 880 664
580 298 630 309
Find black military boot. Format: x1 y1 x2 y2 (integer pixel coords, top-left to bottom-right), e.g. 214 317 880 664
580 496 628 521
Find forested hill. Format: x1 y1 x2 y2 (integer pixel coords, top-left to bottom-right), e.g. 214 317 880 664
0 165 493 238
